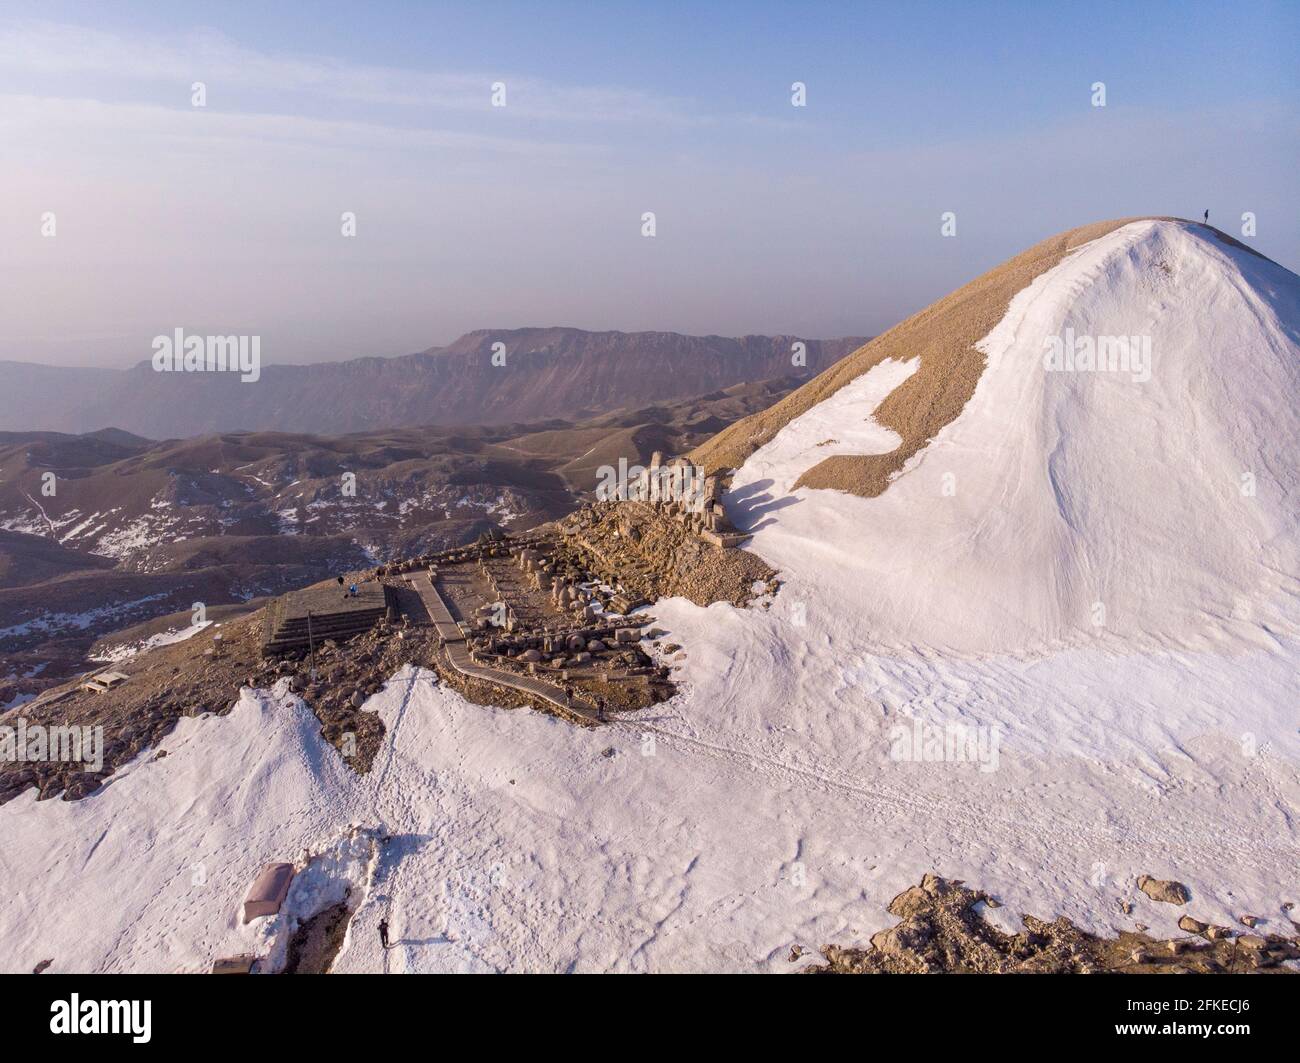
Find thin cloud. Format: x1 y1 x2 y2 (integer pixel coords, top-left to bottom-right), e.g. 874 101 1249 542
0 93 603 159
0 19 781 128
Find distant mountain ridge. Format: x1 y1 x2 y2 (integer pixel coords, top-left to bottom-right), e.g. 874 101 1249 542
0 327 867 439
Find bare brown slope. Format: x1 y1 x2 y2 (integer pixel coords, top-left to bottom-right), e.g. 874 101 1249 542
692 217 1176 497
0 530 115 588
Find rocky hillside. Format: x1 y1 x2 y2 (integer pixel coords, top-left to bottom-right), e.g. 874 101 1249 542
0 374 813 700
810 874 1299 973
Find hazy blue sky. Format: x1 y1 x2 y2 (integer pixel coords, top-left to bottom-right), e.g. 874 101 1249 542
2 1 1296 367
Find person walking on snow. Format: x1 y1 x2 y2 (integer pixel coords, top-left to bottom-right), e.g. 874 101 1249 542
1203 209 1209 225
379 918 390 949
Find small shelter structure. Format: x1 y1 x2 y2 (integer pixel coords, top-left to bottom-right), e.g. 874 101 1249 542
80 671 128 694
242 862 295 923
211 954 258 974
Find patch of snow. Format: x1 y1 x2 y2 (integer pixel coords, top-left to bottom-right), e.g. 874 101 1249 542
730 220 1298 653
90 621 214 664
1 661 1294 974
0 593 170 639
275 508 301 535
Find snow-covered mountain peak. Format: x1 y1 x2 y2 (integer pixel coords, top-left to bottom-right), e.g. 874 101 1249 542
728 219 1300 652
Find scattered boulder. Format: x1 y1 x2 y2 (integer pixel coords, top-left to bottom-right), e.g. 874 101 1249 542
62 773 102 800
868 921 933 964
1137 874 1190 905
887 876 944 918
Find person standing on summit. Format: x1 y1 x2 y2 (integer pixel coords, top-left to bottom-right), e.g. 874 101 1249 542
1204 209 1210 224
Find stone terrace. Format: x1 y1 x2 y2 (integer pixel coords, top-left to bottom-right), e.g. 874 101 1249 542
261 581 393 655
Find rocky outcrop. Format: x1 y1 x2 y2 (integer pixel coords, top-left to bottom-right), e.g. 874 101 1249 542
809 874 1300 974
1137 874 1191 905
555 500 777 610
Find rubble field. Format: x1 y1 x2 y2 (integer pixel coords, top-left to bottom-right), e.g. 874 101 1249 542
809 874 1300 974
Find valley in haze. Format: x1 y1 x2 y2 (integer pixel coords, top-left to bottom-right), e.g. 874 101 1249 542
0 328 864 438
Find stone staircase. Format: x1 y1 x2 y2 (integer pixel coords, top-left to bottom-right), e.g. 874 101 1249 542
261 582 393 656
